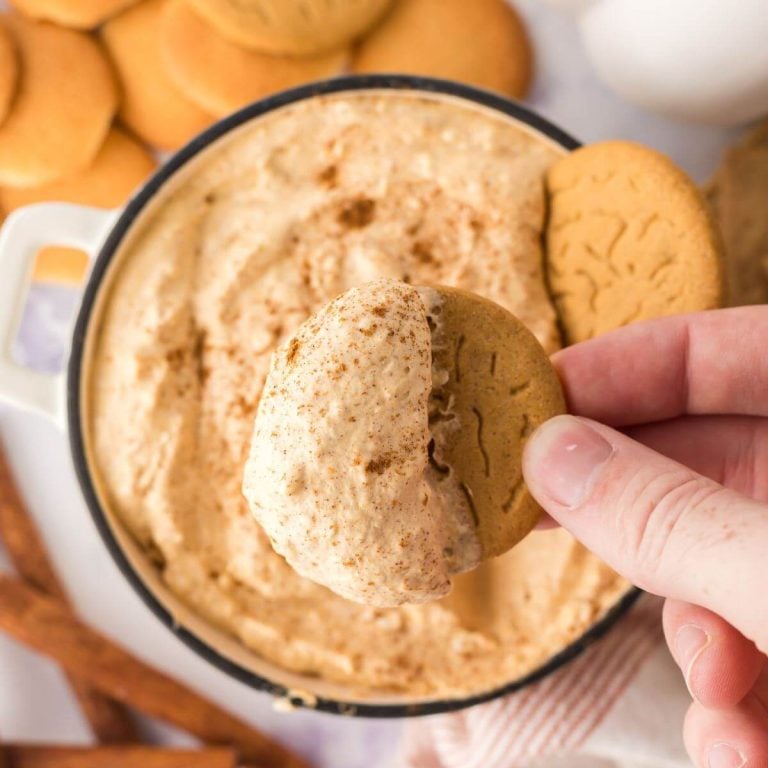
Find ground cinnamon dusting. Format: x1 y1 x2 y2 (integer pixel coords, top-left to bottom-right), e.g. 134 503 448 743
244 280 481 607
365 457 392 475
286 338 301 365
89 90 626 699
338 197 376 228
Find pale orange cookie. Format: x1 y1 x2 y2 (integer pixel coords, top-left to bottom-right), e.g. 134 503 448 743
187 0 392 55
32 247 90 284
161 0 346 117
0 129 155 285
7 0 137 29
0 16 117 187
0 206 88 285
0 19 18 126
0 128 156 211
351 0 533 99
102 0 215 150
705 122 768 307
546 141 724 344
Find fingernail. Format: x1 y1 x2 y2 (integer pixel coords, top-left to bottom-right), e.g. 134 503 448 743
708 742 746 768
674 624 711 698
525 415 614 508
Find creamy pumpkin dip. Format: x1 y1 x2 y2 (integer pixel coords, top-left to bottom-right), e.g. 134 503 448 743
88 91 629 698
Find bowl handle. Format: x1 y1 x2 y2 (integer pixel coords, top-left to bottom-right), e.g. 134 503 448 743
0 203 118 429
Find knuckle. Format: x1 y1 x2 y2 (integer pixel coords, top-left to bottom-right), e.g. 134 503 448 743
613 470 725 583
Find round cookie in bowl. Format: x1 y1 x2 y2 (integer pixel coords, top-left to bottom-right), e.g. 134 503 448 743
0 78 640 717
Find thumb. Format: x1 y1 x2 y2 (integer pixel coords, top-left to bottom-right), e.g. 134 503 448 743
522 415 768 653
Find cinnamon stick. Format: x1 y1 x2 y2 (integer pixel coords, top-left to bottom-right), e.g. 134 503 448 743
0 575 309 768
0 440 138 743
1 744 236 768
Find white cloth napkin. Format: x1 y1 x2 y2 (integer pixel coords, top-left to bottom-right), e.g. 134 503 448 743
400 595 695 768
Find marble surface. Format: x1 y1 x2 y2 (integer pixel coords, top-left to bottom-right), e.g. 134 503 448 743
0 0 749 764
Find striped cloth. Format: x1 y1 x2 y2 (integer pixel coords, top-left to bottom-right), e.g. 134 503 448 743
400 595 692 768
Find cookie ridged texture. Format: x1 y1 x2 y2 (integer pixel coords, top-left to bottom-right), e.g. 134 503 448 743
351 0 533 100
425 287 565 560
705 122 768 307
187 0 392 55
7 0 138 28
0 16 117 187
0 19 17 127
161 0 347 117
546 140 725 344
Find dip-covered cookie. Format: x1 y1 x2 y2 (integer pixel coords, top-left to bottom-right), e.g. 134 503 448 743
243 279 564 606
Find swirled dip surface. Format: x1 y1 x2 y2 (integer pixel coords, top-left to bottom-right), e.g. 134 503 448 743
243 280 480 606
89 90 629 697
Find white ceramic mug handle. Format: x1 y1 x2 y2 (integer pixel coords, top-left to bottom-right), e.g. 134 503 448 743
0 203 118 429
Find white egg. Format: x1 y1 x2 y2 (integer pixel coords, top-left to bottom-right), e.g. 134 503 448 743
578 0 768 124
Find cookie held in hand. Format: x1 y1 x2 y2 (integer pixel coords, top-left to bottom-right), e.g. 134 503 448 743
423 285 565 560
546 140 724 344
243 279 564 607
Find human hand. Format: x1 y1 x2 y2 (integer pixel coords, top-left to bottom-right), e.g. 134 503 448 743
522 307 768 768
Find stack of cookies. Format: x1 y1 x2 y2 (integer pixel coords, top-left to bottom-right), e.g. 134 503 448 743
0 0 535 284
0 5 158 284
156 0 534 118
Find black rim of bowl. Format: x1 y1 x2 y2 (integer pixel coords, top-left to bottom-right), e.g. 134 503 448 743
67 74 641 718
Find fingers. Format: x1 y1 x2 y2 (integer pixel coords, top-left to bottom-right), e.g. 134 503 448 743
628 416 768 503
663 599 764 709
522 415 768 652
684 685 768 768
552 307 768 426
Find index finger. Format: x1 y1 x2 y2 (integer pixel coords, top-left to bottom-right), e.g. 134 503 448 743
553 306 768 425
